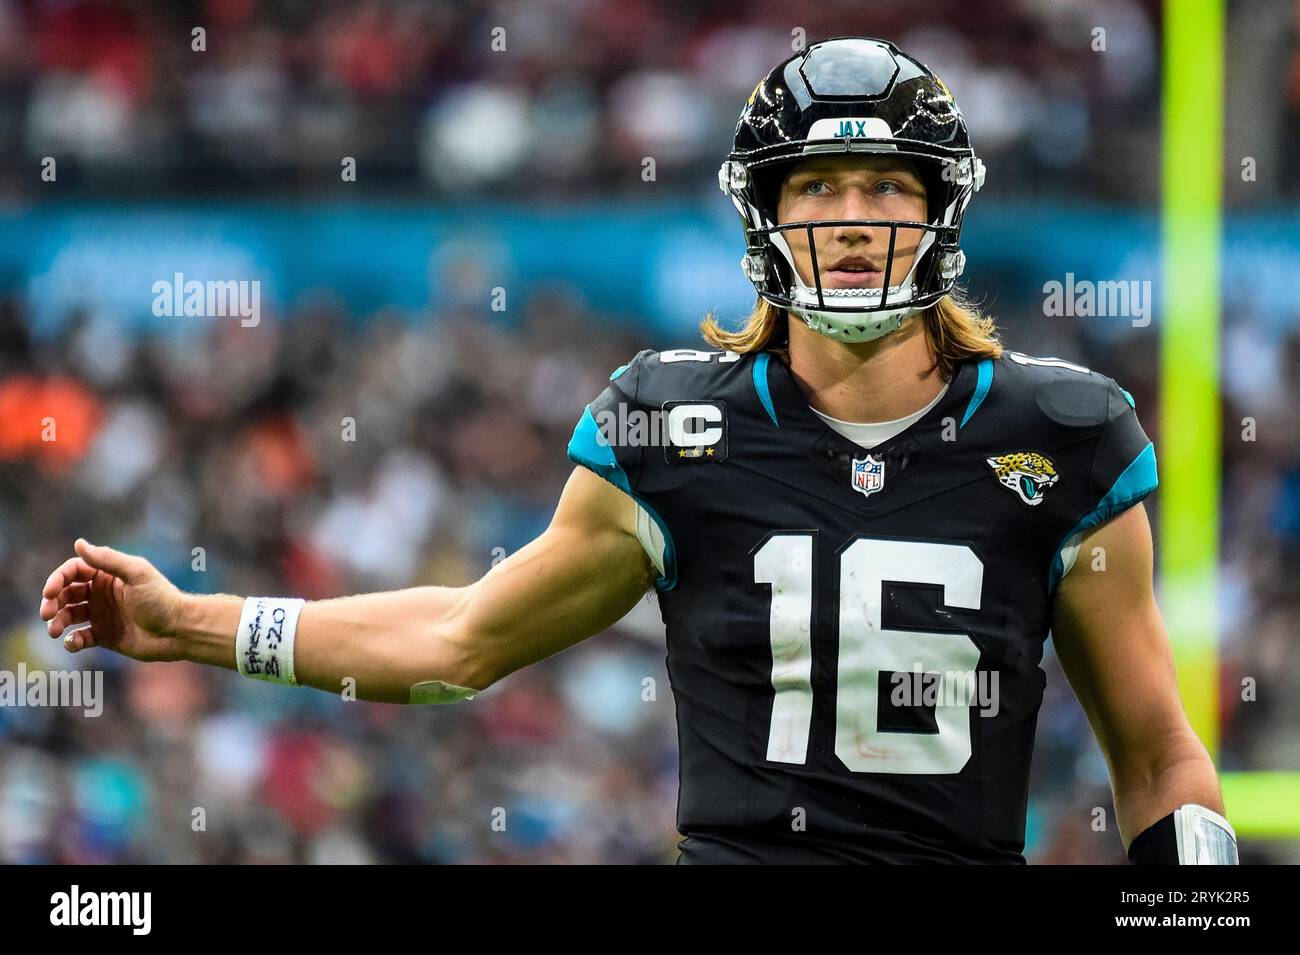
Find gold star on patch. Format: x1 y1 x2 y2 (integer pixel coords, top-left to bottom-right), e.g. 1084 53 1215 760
704 447 714 456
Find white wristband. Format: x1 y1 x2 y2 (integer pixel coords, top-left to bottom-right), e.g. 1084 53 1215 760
235 597 304 685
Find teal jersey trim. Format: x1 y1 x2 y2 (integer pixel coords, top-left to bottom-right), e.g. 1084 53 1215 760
960 358 994 429
566 406 678 591
753 352 779 428
1048 440 1158 594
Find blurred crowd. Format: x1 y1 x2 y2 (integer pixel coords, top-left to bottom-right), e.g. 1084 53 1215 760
0 290 687 863
0 0 1297 865
1 281 1297 863
0 0 1212 202
0 0 1292 204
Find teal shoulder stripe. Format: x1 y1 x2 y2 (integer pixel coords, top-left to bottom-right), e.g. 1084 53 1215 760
567 406 629 492
1048 441 1158 594
753 352 779 428
566 406 678 591
960 358 994 429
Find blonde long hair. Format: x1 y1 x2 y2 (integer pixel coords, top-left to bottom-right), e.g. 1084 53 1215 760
700 291 1002 380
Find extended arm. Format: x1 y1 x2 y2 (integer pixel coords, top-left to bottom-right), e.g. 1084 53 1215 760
40 467 656 704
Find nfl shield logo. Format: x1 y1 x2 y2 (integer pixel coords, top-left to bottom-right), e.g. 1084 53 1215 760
850 454 885 498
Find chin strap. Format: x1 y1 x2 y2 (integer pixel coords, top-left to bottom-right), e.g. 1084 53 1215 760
793 302 923 343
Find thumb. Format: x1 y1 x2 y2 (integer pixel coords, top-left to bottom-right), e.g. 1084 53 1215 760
75 538 147 584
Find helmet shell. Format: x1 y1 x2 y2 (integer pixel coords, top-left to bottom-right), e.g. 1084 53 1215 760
719 37 985 342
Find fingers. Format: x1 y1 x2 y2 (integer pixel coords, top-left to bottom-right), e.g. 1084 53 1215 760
61 622 97 653
39 540 149 654
74 538 149 585
39 581 90 621
47 600 90 638
47 602 98 653
41 557 98 606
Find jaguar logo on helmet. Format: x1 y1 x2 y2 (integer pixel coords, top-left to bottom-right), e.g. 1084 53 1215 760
718 37 986 345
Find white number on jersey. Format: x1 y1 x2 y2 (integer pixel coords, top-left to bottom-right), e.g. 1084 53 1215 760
754 535 984 775
659 349 741 363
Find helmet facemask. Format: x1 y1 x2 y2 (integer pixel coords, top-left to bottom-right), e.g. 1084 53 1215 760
720 147 982 343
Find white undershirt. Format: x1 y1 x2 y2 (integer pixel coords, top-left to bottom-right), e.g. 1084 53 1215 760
809 381 950 449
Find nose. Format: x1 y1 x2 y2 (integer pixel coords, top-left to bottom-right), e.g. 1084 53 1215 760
828 185 884 246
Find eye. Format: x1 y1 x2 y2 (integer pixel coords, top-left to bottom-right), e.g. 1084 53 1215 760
874 179 903 195
801 179 832 196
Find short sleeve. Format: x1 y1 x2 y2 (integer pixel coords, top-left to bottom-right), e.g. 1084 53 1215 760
1050 379 1157 590
1087 379 1158 517
566 351 648 495
566 351 677 590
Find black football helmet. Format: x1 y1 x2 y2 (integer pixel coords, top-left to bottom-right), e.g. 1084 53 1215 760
718 36 985 342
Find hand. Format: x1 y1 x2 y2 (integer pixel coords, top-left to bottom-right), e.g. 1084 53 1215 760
39 539 188 661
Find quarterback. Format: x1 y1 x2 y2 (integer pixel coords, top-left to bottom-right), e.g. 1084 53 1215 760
40 37 1235 864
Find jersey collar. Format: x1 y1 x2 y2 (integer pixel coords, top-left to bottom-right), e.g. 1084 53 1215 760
758 351 981 497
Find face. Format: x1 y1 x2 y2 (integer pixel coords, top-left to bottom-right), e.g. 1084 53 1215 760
775 154 929 291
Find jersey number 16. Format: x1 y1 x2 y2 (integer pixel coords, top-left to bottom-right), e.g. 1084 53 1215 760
754 534 984 775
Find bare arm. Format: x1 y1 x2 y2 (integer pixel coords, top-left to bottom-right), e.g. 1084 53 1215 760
1049 501 1224 851
40 467 656 704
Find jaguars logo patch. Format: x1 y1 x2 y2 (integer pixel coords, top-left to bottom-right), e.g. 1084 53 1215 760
986 451 1059 507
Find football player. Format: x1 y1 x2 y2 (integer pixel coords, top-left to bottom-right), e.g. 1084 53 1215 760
40 37 1234 864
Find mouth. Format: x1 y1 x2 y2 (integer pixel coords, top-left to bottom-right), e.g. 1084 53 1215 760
823 269 883 287
820 257 885 288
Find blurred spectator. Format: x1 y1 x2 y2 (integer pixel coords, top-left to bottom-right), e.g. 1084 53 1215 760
0 0 1204 202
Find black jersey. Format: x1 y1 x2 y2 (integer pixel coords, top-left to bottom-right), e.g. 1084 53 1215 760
567 347 1157 864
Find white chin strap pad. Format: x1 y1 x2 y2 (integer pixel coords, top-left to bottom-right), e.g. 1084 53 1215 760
793 301 922 342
